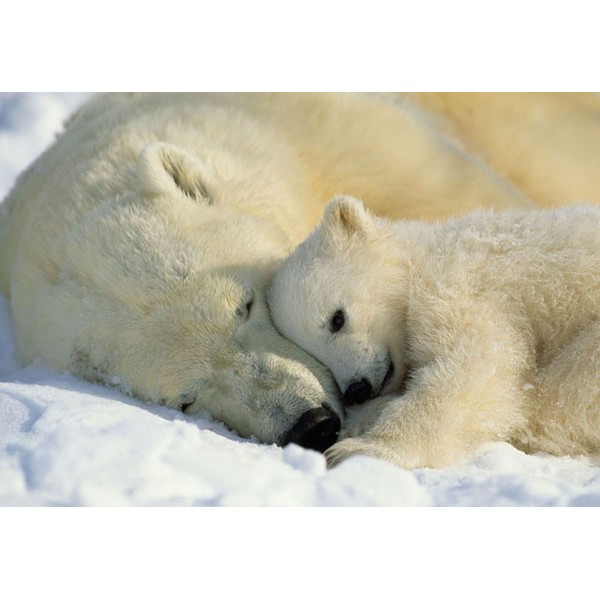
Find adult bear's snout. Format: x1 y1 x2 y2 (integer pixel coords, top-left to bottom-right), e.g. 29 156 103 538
284 405 341 453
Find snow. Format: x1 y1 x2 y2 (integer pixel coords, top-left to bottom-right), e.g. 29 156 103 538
1 93 600 507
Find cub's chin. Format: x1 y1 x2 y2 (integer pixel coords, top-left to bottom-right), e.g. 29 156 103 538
379 354 409 396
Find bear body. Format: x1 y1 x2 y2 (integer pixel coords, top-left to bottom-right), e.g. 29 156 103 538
268 196 600 467
0 93 537 448
406 92 600 208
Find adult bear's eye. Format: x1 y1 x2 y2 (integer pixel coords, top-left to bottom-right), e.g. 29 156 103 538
236 289 255 321
329 309 346 333
179 398 194 413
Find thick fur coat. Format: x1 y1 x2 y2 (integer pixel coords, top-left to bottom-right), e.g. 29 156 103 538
269 197 600 467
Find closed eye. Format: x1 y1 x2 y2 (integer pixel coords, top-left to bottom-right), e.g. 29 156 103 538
236 290 255 321
179 399 194 413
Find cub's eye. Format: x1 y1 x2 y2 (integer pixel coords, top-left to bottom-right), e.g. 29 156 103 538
329 309 346 333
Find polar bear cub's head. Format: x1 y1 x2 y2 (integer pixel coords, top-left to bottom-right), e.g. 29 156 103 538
269 196 410 406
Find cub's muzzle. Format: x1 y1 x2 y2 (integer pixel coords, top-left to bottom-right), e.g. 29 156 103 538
342 378 373 405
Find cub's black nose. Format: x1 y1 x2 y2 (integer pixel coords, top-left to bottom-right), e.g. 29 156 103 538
343 378 373 405
284 406 341 453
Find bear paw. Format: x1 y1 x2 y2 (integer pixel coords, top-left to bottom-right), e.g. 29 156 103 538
325 436 423 469
325 437 389 468
342 395 395 437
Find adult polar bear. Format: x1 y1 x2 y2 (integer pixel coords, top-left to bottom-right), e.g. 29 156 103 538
406 93 600 208
0 93 595 454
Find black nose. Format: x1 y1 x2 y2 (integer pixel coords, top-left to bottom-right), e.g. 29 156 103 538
343 378 373 405
284 406 341 453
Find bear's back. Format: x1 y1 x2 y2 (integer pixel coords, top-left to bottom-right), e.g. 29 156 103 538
430 207 600 361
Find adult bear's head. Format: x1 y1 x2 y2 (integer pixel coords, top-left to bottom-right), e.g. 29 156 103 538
55 142 343 450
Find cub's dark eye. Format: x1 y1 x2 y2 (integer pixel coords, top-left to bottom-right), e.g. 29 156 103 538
245 298 254 315
329 309 346 333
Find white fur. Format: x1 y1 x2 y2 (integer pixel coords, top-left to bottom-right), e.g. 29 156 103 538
1 93 597 448
406 93 600 207
269 196 600 467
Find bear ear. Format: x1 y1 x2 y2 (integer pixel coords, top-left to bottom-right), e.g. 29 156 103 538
137 142 216 204
321 195 373 239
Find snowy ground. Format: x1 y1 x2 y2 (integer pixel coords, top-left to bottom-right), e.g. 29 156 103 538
1 93 600 506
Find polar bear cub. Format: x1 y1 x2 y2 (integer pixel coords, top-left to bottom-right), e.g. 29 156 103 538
268 196 600 468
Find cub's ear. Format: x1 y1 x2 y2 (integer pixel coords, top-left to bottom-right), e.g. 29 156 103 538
137 142 216 204
321 195 373 238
